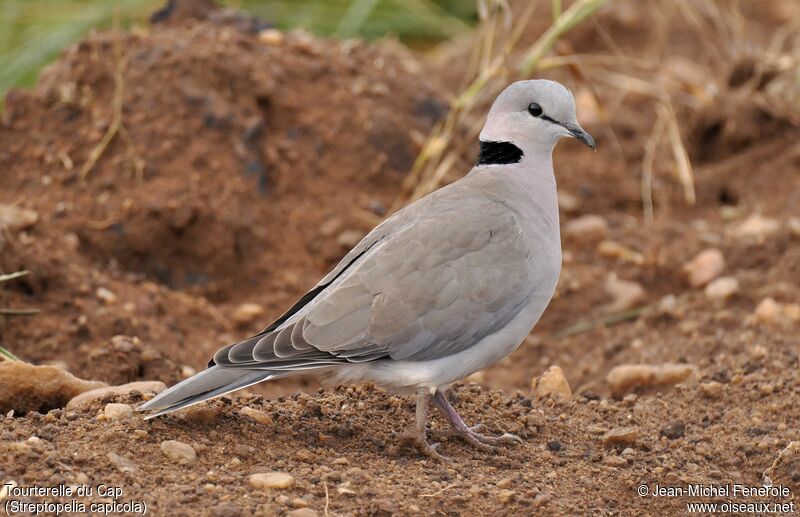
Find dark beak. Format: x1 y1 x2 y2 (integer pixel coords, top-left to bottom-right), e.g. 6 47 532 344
567 125 596 150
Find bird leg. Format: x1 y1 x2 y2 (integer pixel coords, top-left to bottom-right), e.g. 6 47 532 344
399 387 449 462
429 390 522 452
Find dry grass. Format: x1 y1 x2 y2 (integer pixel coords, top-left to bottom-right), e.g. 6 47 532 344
392 0 609 211
395 0 800 221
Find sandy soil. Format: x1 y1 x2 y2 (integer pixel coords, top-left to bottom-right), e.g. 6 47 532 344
1 1 799 515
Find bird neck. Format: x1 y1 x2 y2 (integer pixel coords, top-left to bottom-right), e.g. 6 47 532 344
476 140 523 166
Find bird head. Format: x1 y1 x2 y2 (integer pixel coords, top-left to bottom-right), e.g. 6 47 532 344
479 79 596 156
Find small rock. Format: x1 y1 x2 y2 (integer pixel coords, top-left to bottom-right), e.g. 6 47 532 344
210 503 242 517
557 191 580 213
532 365 572 400
249 472 295 489
755 298 781 323
495 478 513 489
160 440 197 464
103 403 133 420
596 240 644 265
601 427 639 446
734 214 780 242
606 363 695 397
788 217 800 237
682 248 725 287
67 381 166 409
660 421 685 439
547 440 562 451
564 214 608 243
704 276 738 300
585 425 608 435
0 204 39 233
603 455 628 467
605 273 646 312
336 230 364 249
466 370 485 384
497 489 515 503
286 510 318 517
749 344 768 360
181 405 221 424
700 381 724 399
337 482 357 496
107 452 138 473
232 303 264 326
258 28 285 46
240 406 274 425
95 287 117 304
753 298 799 325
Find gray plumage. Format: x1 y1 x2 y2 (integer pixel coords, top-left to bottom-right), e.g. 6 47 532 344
139 79 595 420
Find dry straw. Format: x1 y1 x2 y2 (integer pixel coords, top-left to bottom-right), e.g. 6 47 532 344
392 0 609 211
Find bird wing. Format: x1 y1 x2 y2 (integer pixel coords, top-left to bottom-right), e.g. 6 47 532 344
213 190 533 368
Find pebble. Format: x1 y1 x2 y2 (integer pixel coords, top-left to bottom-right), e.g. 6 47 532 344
704 276 738 300
336 230 364 249
660 421 686 439
181 405 221 424
606 363 695 396
249 472 295 489
601 426 639 446
103 403 133 420
557 191 580 213
497 489 515 503
754 298 800 325
286 510 318 517
596 240 644 265
789 217 800 237
107 452 138 473
604 273 646 312
67 381 166 409
531 365 572 400
240 406 274 425
232 303 264 326
700 381 724 399
0 204 39 233
210 503 242 517
682 248 725 287
495 478 513 488
258 28 285 46
95 287 117 304
734 214 780 242
160 440 197 464
564 214 608 242
547 440 562 451
602 455 628 467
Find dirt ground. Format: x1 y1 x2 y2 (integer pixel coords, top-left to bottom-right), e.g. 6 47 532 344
1 1 800 515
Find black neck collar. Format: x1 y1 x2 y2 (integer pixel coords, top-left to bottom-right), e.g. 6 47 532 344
476 140 523 166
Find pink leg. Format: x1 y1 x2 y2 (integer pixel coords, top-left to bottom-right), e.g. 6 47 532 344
430 390 522 453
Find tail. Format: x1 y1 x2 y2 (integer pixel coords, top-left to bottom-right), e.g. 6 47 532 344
137 366 285 419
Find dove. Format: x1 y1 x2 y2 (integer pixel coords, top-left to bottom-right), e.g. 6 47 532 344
139 79 596 461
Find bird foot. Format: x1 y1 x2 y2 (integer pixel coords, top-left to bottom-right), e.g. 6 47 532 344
428 424 522 453
399 430 451 463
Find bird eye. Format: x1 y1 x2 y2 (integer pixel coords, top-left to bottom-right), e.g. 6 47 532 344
527 103 543 117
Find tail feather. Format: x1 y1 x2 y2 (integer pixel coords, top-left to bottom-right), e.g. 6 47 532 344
138 366 284 419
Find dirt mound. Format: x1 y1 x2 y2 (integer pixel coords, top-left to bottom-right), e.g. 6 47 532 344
0 8 444 381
